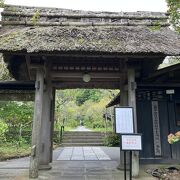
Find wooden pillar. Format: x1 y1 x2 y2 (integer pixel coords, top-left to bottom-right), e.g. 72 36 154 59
29 68 44 178
127 68 139 177
50 88 56 163
117 80 128 170
39 64 52 170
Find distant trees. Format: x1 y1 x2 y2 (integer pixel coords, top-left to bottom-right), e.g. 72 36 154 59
55 89 118 130
75 89 102 106
0 0 4 8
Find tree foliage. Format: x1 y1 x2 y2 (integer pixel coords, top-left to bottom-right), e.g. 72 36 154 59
0 0 4 8
166 0 180 32
75 89 103 106
0 120 8 142
0 101 33 130
55 89 118 130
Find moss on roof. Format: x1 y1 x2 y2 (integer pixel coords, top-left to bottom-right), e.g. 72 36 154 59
0 5 179 55
0 26 179 55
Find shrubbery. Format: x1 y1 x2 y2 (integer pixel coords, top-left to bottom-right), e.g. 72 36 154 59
0 120 8 142
103 133 119 147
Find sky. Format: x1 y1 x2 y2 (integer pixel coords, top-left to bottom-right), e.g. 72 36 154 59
4 0 168 12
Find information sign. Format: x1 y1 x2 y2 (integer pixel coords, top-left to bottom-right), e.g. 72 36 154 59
115 107 134 134
120 134 142 151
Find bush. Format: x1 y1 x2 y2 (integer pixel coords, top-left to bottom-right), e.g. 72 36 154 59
0 120 8 142
103 133 119 147
65 119 79 128
92 121 105 129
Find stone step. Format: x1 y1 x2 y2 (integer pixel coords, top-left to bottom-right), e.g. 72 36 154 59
63 135 104 139
62 139 104 143
63 132 104 136
61 142 104 147
61 131 105 147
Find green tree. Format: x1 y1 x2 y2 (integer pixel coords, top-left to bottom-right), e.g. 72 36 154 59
0 0 4 8
166 0 180 32
164 1 180 65
0 101 33 130
75 89 102 106
55 89 118 130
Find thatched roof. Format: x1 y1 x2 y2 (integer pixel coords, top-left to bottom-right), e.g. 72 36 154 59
0 5 179 55
0 26 179 55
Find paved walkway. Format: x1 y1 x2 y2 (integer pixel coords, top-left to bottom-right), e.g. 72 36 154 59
57 147 111 160
0 147 156 180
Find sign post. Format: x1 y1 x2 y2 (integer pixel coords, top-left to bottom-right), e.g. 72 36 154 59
115 107 142 180
120 134 142 180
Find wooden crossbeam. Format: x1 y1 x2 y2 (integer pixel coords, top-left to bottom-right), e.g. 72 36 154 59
53 81 120 89
51 72 121 79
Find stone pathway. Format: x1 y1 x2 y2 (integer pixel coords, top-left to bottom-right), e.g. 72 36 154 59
0 147 156 179
57 147 111 161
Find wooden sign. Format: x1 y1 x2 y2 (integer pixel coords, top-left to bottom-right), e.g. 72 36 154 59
151 101 162 156
115 107 134 134
121 134 142 151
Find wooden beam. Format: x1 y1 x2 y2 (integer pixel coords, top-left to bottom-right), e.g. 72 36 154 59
50 88 56 163
138 83 180 87
39 62 52 170
29 68 44 178
7 52 166 59
51 72 121 79
53 81 120 89
117 71 128 170
127 68 139 177
128 69 137 132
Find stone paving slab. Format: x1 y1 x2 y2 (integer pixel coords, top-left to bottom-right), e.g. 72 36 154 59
0 147 157 179
57 147 111 161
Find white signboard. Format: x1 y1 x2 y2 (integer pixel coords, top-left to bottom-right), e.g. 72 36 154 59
166 89 175 94
115 107 134 134
121 134 142 151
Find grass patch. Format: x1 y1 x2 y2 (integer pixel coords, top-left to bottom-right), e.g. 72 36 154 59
0 143 31 161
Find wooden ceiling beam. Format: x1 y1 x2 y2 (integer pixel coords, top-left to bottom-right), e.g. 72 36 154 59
53 81 120 89
9 52 166 59
51 72 121 79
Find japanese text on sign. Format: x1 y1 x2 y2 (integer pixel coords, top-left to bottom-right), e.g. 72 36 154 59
121 134 142 151
151 101 162 156
115 107 134 134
